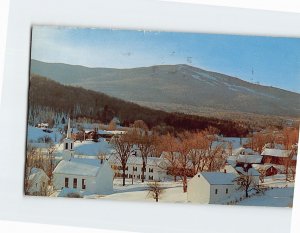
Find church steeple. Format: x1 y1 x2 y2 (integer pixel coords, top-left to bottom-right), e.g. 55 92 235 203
62 118 74 161
66 117 71 139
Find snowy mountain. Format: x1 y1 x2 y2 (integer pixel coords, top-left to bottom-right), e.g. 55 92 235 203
30 60 300 119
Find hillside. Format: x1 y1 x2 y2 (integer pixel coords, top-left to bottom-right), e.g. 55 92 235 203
28 75 249 136
30 60 300 120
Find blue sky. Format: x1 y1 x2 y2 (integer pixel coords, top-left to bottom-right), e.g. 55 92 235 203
31 26 300 93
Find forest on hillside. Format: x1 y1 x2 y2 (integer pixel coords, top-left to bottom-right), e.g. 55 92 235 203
28 75 252 136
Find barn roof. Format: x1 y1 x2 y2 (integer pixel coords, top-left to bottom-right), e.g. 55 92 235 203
200 172 237 185
53 159 102 177
261 149 291 158
236 154 263 164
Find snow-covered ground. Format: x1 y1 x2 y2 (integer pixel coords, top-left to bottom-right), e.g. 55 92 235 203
237 188 294 207
84 179 187 203
82 176 294 207
27 126 63 143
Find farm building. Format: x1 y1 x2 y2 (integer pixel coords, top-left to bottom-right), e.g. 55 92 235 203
261 148 296 166
187 172 237 204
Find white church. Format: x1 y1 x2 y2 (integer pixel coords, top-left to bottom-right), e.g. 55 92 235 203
53 119 114 196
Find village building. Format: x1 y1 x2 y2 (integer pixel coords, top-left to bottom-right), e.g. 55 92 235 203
261 148 295 166
187 172 237 204
220 164 239 174
53 118 114 195
108 154 169 181
27 167 50 195
252 164 281 177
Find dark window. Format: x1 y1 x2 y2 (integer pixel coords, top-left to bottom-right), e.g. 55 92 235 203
149 168 153 173
215 189 218 195
133 167 137 172
65 143 68 150
73 178 77 189
149 176 153 180
71 143 73 150
82 179 86 189
65 177 69 188
226 188 228 194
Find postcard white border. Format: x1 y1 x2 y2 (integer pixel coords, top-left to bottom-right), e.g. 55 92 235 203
0 0 299 232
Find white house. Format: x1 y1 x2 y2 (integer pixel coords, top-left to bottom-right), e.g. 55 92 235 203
108 154 169 181
27 167 50 195
187 172 237 204
53 118 114 195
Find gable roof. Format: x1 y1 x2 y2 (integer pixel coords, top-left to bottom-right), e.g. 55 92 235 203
236 154 263 164
261 149 291 158
199 172 237 185
53 159 101 177
235 167 260 176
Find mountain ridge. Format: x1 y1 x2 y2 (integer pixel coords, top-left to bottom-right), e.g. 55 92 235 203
30 59 300 119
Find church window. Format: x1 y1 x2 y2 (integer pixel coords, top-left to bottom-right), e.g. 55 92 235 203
73 178 77 189
65 177 69 188
82 179 86 189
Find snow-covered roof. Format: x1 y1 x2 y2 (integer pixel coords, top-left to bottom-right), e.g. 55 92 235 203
108 154 163 166
55 139 114 157
231 147 244 156
261 149 291 158
236 154 262 164
199 172 237 185
97 129 126 135
29 168 49 182
235 167 260 176
53 159 102 176
252 164 284 172
220 164 238 174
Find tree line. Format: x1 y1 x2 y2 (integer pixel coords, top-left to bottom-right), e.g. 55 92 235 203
28 75 249 137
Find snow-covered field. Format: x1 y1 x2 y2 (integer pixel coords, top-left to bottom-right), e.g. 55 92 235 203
85 179 187 203
27 126 63 143
237 188 294 207
82 177 294 207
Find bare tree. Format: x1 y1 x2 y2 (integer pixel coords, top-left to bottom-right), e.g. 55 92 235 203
111 132 134 186
132 127 157 183
148 180 164 202
157 133 180 182
177 132 193 193
234 173 261 198
284 149 297 182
